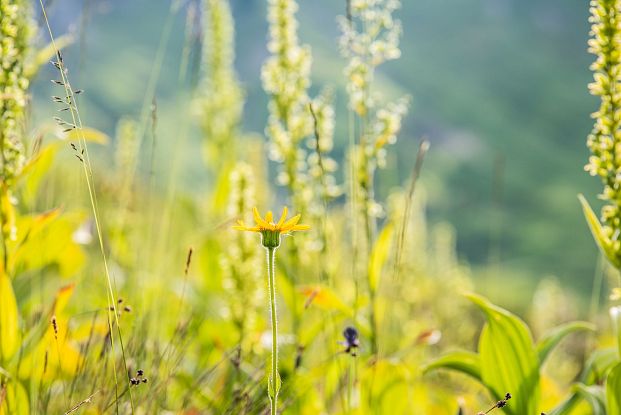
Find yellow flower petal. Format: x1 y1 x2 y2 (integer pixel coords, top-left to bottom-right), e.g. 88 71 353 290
281 214 301 230
236 207 308 236
253 207 271 228
277 206 288 227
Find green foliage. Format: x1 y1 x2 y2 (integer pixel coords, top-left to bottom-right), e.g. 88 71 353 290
368 222 393 292
606 363 621 414
579 195 621 269
425 294 594 415
0 271 18 362
0 0 618 414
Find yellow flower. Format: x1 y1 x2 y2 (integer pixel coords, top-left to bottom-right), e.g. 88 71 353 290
234 207 309 248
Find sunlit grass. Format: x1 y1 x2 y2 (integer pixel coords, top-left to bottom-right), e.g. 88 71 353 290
0 0 620 414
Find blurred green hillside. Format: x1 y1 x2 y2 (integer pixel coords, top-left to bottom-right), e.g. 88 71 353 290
31 0 600 296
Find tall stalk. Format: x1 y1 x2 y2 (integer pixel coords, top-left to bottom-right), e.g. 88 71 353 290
339 0 408 357
266 246 280 414
234 207 309 413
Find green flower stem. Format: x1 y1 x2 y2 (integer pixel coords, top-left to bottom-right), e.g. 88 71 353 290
267 246 280 414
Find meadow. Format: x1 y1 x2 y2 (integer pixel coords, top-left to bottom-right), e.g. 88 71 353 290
1 0 621 414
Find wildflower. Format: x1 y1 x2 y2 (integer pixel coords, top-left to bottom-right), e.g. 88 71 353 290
340 326 360 356
1 0 32 186
222 163 262 347
233 206 308 414
583 0 621 266
195 0 244 167
234 207 310 249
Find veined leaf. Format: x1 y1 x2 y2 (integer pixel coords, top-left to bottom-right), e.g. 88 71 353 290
0 271 19 362
467 293 540 415
578 194 621 268
537 321 595 365
369 223 394 292
606 362 621 414
422 351 482 381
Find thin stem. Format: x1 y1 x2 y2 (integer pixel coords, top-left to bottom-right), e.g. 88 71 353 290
267 247 279 415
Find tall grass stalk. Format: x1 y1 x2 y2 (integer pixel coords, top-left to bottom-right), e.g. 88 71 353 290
393 140 429 282
37 2 134 412
339 0 408 357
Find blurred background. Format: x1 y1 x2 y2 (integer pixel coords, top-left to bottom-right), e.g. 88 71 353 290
32 0 599 306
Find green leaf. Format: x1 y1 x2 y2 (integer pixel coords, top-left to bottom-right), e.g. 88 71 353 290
467 293 540 415
545 393 582 415
573 383 606 415
11 211 85 277
369 223 394 292
0 379 29 415
606 362 621 414
537 321 595 365
20 144 59 206
268 371 282 400
422 351 482 381
578 194 621 268
0 271 19 362
580 348 618 385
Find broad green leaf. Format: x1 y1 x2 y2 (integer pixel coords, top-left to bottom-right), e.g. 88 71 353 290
606 362 621 414
467 293 540 415
578 194 621 268
0 379 28 415
368 223 394 292
537 321 595 365
11 211 85 277
0 271 19 362
422 350 482 381
573 383 606 415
